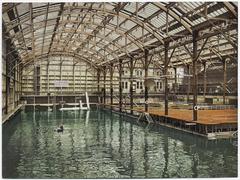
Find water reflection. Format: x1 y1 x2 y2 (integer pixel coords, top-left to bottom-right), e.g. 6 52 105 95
2 109 237 178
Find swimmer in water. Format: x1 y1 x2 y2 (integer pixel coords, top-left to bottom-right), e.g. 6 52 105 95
55 125 64 132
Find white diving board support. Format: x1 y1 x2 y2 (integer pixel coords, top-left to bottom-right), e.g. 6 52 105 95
85 110 90 126
79 100 83 109
59 92 90 111
86 92 90 109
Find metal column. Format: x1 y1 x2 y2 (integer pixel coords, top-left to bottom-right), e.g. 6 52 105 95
164 42 169 115
144 49 149 112
119 59 123 112
129 57 134 114
192 31 198 121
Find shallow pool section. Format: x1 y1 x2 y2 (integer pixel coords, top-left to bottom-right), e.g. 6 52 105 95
2 109 238 178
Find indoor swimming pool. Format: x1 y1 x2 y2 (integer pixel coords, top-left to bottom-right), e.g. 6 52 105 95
2 108 237 178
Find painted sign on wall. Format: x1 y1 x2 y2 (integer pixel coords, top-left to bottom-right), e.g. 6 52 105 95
54 80 69 87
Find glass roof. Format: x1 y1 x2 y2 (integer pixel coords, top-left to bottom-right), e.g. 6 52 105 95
2 2 237 68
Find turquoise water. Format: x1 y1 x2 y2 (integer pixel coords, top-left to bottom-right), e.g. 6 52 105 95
2 109 238 178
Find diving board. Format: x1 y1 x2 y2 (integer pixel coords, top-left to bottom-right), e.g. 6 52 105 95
59 92 90 111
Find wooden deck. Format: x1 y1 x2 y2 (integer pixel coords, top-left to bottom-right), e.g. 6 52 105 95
136 107 237 125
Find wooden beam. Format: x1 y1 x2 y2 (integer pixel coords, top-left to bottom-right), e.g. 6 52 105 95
48 3 64 54
144 49 149 112
152 2 192 33
103 66 106 105
192 30 198 121
129 57 134 114
119 59 123 112
223 59 227 105
196 37 209 61
203 62 207 101
110 63 114 109
187 64 191 103
164 42 169 115
223 2 237 18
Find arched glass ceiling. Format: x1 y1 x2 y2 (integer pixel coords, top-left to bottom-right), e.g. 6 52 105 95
2 2 238 68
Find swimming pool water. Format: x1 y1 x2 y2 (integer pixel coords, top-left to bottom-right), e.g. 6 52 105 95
2 109 238 178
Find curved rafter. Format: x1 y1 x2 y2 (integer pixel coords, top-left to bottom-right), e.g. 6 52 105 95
2 2 237 68
13 51 99 71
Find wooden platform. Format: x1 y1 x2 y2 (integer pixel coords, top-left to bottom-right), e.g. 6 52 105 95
135 107 237 125
102 103 237 138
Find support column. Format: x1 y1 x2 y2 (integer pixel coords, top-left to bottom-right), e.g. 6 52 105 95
129 57 134 114
164 42 169 115
97 68 101 93
73 64 76 94
192 30 198 121
110 63 114 110
85 68 87 92
187 64 190 103
20 63 23 96
5 52 10 114
119 59 123 112
203 62 207 101
60 61 62 96
47 62 50 94
97 68 101 104
144 49 149 112
223 59 227 105
103 67 106 105
174 67 177 98
13 56 16 108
